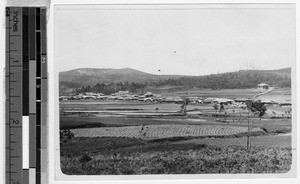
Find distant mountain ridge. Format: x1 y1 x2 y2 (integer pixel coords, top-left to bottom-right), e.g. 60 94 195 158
59 68 186 86
264 68 291 77
59 67 291 89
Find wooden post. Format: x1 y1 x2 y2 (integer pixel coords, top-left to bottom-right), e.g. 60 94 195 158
247 113 251 151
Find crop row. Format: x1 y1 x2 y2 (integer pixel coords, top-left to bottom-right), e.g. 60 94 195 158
71 124 262 140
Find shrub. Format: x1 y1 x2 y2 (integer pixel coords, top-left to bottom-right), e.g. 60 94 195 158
60 129 75 144
79 153 92 163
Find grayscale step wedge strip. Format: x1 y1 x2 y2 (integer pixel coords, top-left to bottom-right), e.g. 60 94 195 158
23 169 29 184
22 7 30 184
28 9 37 182
23 7 29 116
36 7 41 184
40 7 48 184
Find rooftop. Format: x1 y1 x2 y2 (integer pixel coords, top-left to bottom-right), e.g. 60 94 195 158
257 83 269 87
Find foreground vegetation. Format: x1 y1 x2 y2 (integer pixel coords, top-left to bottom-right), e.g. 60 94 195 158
61 144 291 175
61 137 291 175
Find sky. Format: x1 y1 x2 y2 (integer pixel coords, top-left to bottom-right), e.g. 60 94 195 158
54 4 295 76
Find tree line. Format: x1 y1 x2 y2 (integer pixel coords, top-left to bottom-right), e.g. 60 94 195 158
74 82 146 95
152 70 290 89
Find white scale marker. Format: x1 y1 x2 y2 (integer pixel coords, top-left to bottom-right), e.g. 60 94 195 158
22 116 29 169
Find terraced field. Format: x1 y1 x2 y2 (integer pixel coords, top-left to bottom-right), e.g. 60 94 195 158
71 124 263 140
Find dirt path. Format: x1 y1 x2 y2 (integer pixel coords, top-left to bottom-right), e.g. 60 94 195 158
252 87 274 99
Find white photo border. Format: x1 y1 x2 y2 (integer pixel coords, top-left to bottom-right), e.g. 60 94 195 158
50 0 299 183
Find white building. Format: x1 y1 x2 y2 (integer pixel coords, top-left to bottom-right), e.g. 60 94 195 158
257 83 270 90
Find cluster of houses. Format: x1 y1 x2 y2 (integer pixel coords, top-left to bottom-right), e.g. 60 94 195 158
59 90 205 103
59 91 291 107
59 83 291 106
59 91 158 102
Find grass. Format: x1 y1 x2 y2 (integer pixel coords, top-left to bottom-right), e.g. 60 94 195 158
61 142 292 175
61 137 247 157
60 116 175 129
60 116 108 129
139 87 261 99
61 137 146 157
61 131 291 157
61 114 291 132
175 134 291 148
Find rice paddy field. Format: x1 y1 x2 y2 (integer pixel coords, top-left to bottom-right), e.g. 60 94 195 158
60 88 292 175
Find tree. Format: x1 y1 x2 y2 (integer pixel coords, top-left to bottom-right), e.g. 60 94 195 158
179 98 189 114
246 100 267 119
213 103 219 113
219 103 225 113
245 100 267 151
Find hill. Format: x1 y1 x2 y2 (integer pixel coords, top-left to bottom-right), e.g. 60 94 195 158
59 68 184 86
157 68 291 89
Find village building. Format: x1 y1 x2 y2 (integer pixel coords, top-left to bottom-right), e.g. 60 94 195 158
144 92 154 97
234 98 249 103
112 91 131 96
203 98 217 104
257 83 270 90
213 98 234 105
59 96 73 101
85 92 104 96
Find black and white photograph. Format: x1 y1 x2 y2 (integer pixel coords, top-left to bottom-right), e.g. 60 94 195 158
55 4 295 175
